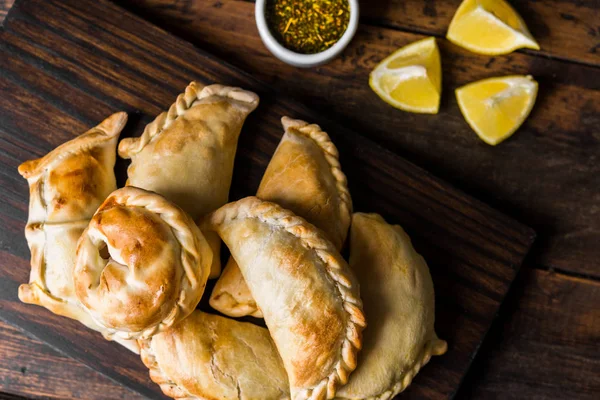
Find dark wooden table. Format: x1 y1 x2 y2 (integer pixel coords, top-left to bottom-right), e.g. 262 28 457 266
0 0 598 399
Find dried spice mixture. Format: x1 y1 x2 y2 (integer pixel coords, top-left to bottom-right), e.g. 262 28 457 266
266 0 351 54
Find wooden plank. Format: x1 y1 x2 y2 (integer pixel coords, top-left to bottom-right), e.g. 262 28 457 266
458 268 600 399
0 319 143 400
0 0 535 399
122 0 600 67
119 0 600 278
1 269 598 400
0 255 162 399
359 0 600 67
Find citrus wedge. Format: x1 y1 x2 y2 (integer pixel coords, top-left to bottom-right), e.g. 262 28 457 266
447 0 540 55
456 75 538 145
369 37 441 114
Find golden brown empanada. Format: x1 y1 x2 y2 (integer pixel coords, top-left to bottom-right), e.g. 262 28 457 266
210 117 352 318
202 197 365 400
18 113 131 346
336 213 447 400
139 311 290 400
74 187 212 340
118 82 259 278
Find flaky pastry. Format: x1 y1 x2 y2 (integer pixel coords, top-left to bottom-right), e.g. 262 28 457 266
210 117 352 318
336 213 447 400
118 82 259 278
202 197 365 400
139 311 290 400
17 113 138 350
74 187 212 340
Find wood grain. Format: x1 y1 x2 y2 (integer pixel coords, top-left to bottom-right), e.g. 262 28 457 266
359 0 600 67
0 1 596 400
0 319 142 400
2 268 598 400
0 0 14 24
0 393 29 400
0 270 600 400
120 0 600 68
459 268 600 399
0 0 535 399
0 255 160 398
120 0 600 278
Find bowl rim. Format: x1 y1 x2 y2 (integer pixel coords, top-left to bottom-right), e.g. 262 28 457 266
255 0 360 67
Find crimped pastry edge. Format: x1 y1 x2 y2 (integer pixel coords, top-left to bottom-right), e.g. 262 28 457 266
118 82 259 158
341 212 447 400
338 337 447 400
138 338 195 399
202 196 366 400
18 219 93 320
280 116 352 249
76 187 211 340
211 117 351 319
18 112 126 179
17 113 125 337
138 315 291 400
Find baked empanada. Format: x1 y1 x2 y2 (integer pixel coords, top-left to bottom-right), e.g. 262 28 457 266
18 112 130 344
118 82 259 278
74 187 212 340
139 311 290 400
210 117 352 318
336 213 447 400
203 197 365 400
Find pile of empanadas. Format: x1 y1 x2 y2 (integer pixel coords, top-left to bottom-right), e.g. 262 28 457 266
17 82 447 400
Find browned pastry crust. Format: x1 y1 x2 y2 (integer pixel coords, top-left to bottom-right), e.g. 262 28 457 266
139 311 290 400
202 197 365 400
18 112 125 223
118 82 259 279
263 117 353 249
210 117 352 319
17 113 137 350
74 187 212 340
336 213 447 399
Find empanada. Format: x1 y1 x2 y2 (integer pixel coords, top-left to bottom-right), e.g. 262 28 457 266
18 113 133 348
202 197 365 400
118 82 259 278
74 187 212 340
210 117 352 318
139 311 290 400
336 213 447 400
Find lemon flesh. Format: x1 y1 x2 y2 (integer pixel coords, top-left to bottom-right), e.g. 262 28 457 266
447 0 540 55
456 75 538 145
369 37 441 114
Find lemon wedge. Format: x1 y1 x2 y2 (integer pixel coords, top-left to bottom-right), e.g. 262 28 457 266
369 37 441 114
447 0 540 55
456 75 537 145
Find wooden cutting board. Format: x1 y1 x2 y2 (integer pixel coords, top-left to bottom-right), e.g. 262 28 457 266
0 0 535 398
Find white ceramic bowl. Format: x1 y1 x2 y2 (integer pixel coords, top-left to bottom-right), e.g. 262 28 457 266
255 0 359 68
